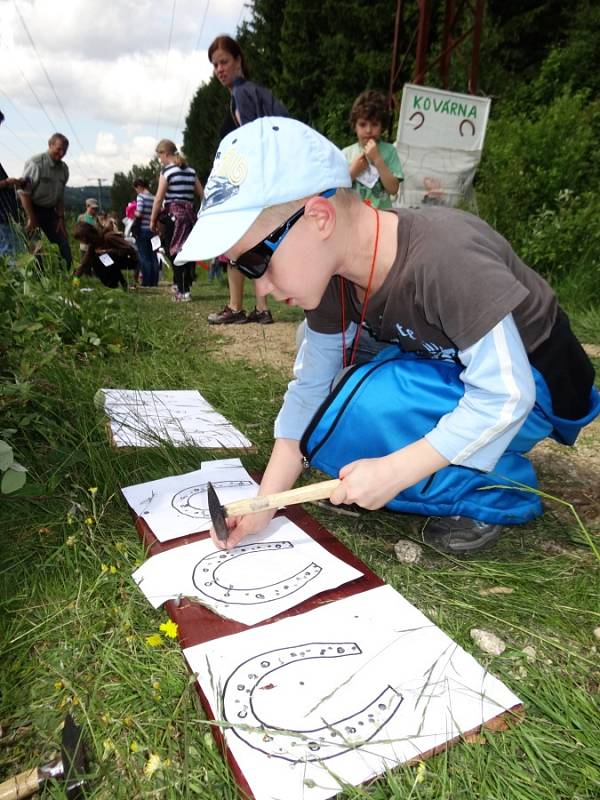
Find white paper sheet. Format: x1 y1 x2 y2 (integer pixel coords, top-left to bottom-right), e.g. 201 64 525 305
132 516 364 624
184 585 521 800
121 458 259 542
101 389 252 449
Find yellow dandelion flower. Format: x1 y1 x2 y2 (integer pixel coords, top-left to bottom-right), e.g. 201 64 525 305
101 564 109 573
130 741 139 753
85 517 94 526
152 681 161 690
66 535 76 547
102 739 114 761
109 565 117 574
54 680 64 690
144 753 162 777
416 761 426 784
145 634 163 647
88 487 98 495
159 620 178 640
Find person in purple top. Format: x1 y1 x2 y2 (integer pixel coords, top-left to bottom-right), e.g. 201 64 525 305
206 35 288 325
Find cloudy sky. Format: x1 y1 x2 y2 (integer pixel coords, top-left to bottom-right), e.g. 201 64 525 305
0 0 248 186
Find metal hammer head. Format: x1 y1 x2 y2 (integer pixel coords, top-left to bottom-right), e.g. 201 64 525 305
207 481 228 542
61 713 89 799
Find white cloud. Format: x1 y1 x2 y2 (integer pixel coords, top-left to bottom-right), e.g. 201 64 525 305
0 0 246 184
95 131 118 156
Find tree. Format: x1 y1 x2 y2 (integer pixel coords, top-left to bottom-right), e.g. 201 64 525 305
182 76 230 182
111 158 160 217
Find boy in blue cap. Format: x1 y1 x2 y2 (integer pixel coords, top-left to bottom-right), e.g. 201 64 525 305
178 117 599 555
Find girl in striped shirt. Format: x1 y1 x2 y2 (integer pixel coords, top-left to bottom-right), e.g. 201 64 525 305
133 177 159 287
151 139 203 301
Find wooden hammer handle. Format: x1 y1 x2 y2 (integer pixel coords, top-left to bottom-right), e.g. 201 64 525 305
0 767 40 800
223 479 341 517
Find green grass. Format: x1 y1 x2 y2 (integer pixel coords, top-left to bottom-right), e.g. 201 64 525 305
1 266 599 799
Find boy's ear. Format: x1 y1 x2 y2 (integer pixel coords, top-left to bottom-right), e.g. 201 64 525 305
303 195 336 239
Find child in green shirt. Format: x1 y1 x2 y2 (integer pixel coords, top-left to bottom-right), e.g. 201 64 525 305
342 90 403 209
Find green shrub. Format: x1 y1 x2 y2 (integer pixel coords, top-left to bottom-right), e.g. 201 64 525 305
517 190 600 305
0 242 153 436
477 89 600 248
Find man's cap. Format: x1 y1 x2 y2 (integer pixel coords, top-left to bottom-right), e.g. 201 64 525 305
175 117 351 264
85 198 99 208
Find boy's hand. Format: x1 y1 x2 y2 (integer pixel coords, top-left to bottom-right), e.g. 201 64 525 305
330 454 404 510
330 440 450 511
349 153 369 179
364 138 382 166
209 508 276 550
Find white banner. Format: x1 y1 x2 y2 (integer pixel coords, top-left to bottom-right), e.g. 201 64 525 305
395 83 491 208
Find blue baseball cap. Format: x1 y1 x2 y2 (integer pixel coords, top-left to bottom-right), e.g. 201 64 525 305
175 117 351 264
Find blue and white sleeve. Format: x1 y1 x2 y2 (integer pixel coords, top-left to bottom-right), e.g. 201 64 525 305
425 313 536 471
274 321 357 440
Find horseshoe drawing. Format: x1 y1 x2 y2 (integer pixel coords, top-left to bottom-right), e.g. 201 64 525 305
409 111 425 130
222 642 403 762
192 542 322 605
459 119 476 137
171 480 255 519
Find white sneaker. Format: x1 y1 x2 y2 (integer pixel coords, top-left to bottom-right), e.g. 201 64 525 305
181 292 191 302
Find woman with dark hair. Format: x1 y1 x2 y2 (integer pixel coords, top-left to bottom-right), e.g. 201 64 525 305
73 221 139 289
150 139 203 302
206 34 288 325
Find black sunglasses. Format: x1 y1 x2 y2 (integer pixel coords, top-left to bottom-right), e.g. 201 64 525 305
229 189 336 279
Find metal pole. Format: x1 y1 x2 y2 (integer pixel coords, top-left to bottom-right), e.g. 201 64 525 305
440 0 455 89
413 0 433 85
96 178 105 211
388 0 404 137
469 0 485 94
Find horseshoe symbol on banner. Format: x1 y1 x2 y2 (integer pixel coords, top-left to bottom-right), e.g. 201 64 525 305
192 542 322 605
409 111 425 130
459 119 476 137
222 642 404 762
171 480 255 519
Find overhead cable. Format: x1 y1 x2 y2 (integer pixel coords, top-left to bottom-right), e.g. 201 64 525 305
13 0 92 178
173 0 210 137
0 84 40 135
155 0 177 140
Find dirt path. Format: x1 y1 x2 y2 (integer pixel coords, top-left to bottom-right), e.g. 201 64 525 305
210 319 300 373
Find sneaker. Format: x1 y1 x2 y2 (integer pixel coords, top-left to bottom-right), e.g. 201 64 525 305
245 307 274 324
180 292 191 302
207 305 247 324
421 516 503 554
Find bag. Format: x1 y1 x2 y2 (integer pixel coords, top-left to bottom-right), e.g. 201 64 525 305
300 346 600 525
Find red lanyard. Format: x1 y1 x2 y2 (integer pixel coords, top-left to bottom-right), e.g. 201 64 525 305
340 205 380 368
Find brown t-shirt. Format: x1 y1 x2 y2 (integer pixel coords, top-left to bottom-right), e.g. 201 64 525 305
306 208 557 358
